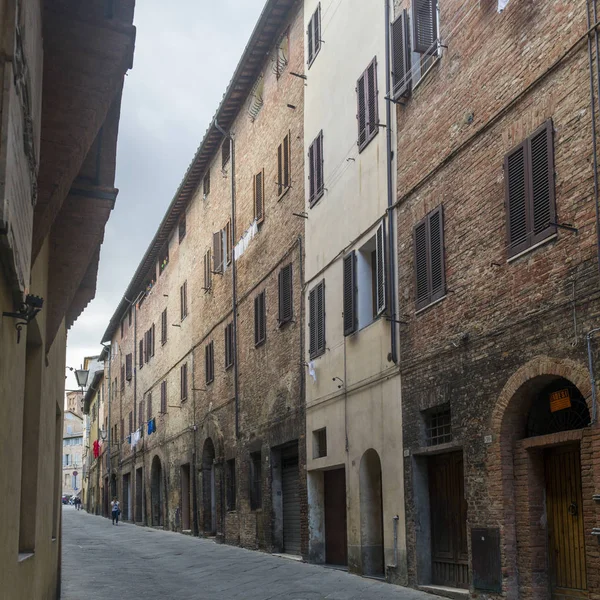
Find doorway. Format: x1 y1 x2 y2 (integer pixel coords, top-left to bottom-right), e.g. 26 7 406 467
135 467 143 522
151 455 163 526
202 438 216 535
428 452 468 589
545 445 587 599
181 463 191 531
122 473 130 521
324 468 347 566
359 449 384 576
281 450 301 555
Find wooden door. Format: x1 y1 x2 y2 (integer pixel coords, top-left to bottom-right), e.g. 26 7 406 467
282 455 301 555
429 452 469 588
324 468 348 565
545 445 587 599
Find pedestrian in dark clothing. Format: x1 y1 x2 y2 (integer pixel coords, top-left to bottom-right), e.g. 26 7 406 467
111 497 120 525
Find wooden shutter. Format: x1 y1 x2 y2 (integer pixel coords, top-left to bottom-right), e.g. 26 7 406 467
277 143 283 195
205 342 214 384
147 393 152 421
392 10 411 99
161 308 167 344
314 5 321 59
284 133 290 189
429 206 445 302
226 220 232 265
375 221 387 315
357 72 367 148
254 292 266 346
414 220 429 309
308 141 315 203
151 323 156 356
160 380 167 413
139 399 144 428
254 170 264 223
412 0 438 54
343 252 357 336
367 59 378 137
180 284 184 319
414 206 445 309
139 339 143 369
307 15 314 65
213 231 222 273
530 120 555 244
315 132 323 198
309 281 326 358
183 281 188 317
278 264 293 324
204 249 212 289
505 141 528 256
181 364 187 400
128 411 132 435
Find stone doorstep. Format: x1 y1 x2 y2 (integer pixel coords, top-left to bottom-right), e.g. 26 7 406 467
271 553 303 562
418 585 470 600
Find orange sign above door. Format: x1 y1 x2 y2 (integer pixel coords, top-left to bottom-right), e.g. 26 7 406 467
550 389 571 412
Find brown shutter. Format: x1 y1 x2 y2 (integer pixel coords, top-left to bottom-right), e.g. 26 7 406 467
367 59 378 137
316 281 325 356
160 381 166 413
414 219 429 309
284 133 290 189
343 252 357 336
314 4 321 57
316 132 323 198
151 323 156 356
226 220 232 265
254 170 264 223
429 206 445 302
505 141 529 257
307 15 314 64
309 287 317 357
278 264 293 324
308 141 315 204
277 143 283 195
412 0 438 54
375 221 387 315
254 295 260 345
213 231 222 273
161 308 167 344
357 72 367 148
530 120 555 244
139 339 143 369
392 10 411 99
139 399 144 428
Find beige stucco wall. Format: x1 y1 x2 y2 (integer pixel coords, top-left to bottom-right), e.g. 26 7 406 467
303 0 405 582
62 412 84 497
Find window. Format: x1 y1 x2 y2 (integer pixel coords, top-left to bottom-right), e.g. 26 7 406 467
120 365 125 391
144 325 155 363
313 428 327 459
224 323 234 369
411 0 440 86
344 223 387 334
254 291 266 346
138 399 144 428
275 29 290 79
180 281 188 320
277 133 291 197
147 393 152 421
125 353 132 381
391 10 412 99
213 230 223 274
308 280 326 359
203 249 212 291
414 206 445 310
308 131 324 206
139 339 143 369
205 341 214 385
128 411 132 436
357 58 379 152
253 169 265 224
179 214 186 243
278 264 293 325
180 363 188 401
63 454 71 466
307 3 321 67
225 220 232 266
222 139 230 169
226 459 236 511
505 120 555 258
249 452 262 510
425 405 452 446
160 380 167 414
203 171 210 198
120 418 124 442
161 308 168 345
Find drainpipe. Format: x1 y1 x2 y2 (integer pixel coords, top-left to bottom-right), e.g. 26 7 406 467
386 514 400 580
384 0 398 364
214 118 239 439
101 342 112 517
586 328 600 424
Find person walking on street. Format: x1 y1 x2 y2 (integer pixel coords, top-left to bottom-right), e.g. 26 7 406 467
111 497 120 525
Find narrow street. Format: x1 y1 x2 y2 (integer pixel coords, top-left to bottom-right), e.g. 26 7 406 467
61 507 434 600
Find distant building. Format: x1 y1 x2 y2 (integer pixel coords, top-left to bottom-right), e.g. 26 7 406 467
62 412 84 498
65 391 83 418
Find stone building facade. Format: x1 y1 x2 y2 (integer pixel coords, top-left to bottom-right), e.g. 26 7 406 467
62 411 84 499
394 0 600 597
0 0 135 598
102 0 307 556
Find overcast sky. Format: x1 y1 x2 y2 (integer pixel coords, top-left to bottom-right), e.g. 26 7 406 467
65 0 266 392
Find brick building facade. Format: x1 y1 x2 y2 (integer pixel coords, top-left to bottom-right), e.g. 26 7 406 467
102 0 307 556
394 0 600 598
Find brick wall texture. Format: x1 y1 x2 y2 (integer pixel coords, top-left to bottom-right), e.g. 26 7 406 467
395 0 600 597
106 1 307 556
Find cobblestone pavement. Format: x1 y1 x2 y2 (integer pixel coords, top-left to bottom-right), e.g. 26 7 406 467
61 507 436 600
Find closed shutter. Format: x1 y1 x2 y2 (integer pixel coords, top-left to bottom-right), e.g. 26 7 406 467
284 133 290 189
254 170 264 223
213 231 222 274
278 264 293 324
414 206 445 310
151 323 155 356
180 364 187 400
254 292 266 346
139 339 143 369
392 10 411 99
147 393 152 421
314 5 321 59
357 72 367 148
414 220 429 309
226 220 232 265
309 280 325 359
367 59 378 137
412 0 438 54
530 120 555 244
429 207 445 302
315 132 323 198
206 342 214 384
307 17 314 65
161 308 167 344
505 142 528 256
160 381 167 413
278 143 283 195
282 454 301 555
139 399 144 428
375 222 387 315
343 252 357 336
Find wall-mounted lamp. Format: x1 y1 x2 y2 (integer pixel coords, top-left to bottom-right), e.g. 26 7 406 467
2 294 44 343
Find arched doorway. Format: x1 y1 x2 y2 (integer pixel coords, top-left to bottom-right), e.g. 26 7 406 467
202 438 216 535
151 455 163 527
359 449 384 576
498 370 592 600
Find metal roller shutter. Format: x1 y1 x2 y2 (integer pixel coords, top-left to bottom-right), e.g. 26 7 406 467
282 455 301 555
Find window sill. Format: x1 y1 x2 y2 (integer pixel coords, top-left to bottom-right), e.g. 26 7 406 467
412 54 442 94
18 552 34 563
507 233 557 263
415 294 447 316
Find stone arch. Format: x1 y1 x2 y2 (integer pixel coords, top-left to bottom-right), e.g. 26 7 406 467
359 448 384 576
486 356 593 599
150 454 163 527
